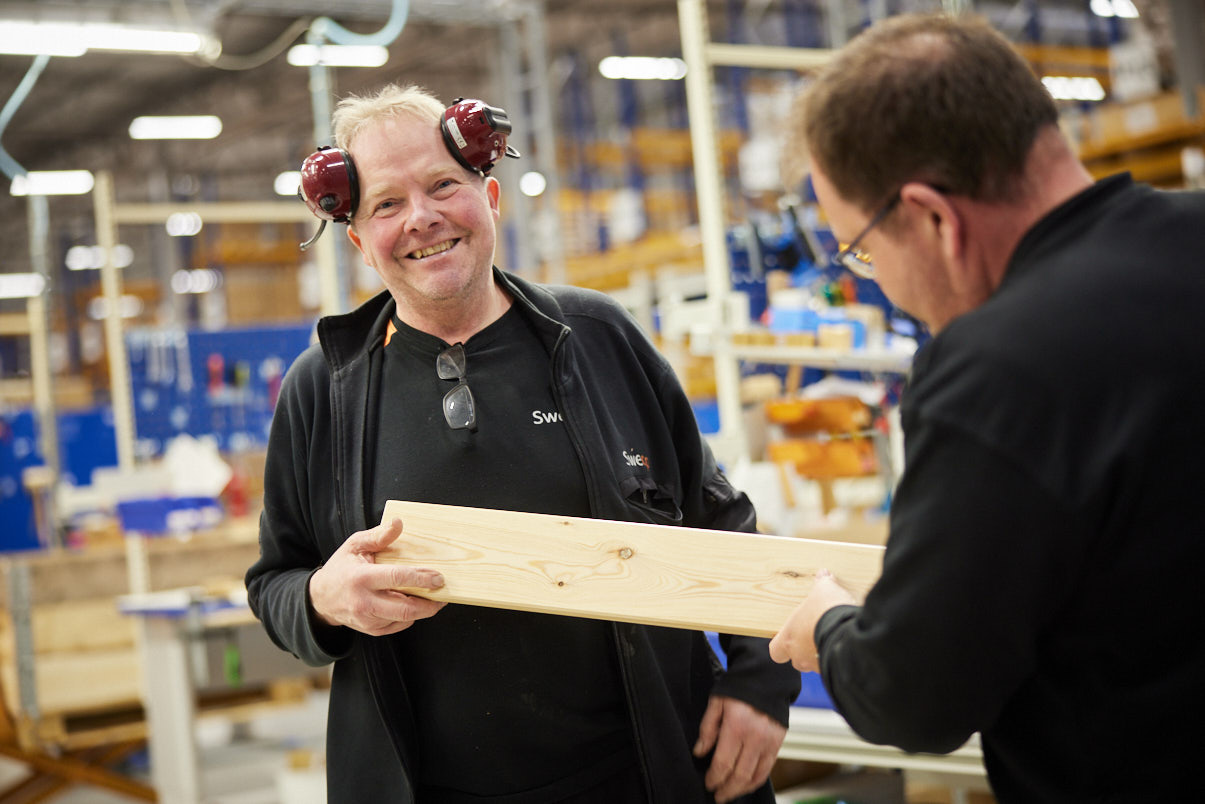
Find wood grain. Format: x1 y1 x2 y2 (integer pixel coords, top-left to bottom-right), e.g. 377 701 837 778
378 501 885 638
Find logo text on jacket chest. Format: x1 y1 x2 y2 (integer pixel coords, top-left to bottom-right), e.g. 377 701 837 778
623 449 651 470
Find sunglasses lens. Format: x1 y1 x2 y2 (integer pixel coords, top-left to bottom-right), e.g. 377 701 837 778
443 382 477 430
436 343 467 380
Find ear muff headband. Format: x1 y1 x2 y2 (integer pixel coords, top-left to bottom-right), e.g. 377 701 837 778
297 97 519 250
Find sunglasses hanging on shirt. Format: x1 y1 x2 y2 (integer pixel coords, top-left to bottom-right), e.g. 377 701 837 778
436 342 477 432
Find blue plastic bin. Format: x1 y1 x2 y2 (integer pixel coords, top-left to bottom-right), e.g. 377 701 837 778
704 631 834 710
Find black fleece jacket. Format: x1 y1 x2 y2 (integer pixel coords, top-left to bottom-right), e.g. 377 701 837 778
815 175 1205 802
246 269 801 803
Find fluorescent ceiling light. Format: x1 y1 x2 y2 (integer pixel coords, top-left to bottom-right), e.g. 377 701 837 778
166 212 204 237
519 171 547 197
1113 0 1139 18
287 44 389 68
84 24 205 53
10 170 95 196
1042 76 1107 102
0 21 207 56
0 273 47 300
1091 0 1139 18
129 116 222 140
274 171 301 197
87 295 144 320
599 56 687 81
0 22 87 56
65 244 134 271
171 269 222 295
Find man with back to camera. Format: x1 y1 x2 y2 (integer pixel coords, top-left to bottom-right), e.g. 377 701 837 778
245 83 801 803
767 12 1205 803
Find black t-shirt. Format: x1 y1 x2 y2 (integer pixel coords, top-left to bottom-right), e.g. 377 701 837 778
366 305 635 801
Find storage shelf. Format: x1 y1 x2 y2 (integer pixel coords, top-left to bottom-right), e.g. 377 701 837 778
727 343 913 374
782 706 985 777
0 313 31 337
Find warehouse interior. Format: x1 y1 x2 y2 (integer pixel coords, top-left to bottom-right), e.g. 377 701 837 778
1 0 1203 801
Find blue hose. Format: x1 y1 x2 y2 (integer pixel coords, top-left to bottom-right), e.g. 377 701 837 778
0 53 50 180
311 0 409 46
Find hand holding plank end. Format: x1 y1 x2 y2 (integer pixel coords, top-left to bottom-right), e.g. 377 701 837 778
769 569 857 673
309 517 447 636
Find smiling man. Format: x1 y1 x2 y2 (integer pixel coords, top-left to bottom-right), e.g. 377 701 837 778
344 109 508 341
768 13 1205 804
246 84 799 804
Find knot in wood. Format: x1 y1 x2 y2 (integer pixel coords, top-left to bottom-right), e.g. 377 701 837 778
618 547 634 560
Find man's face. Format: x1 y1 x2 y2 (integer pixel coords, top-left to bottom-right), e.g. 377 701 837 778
346 113 500 313
811 165 941 329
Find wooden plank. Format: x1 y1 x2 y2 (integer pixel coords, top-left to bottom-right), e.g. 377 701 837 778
378 501 884 638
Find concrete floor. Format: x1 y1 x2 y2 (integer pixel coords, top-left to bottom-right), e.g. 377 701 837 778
0 690 328 803
3 693 991 804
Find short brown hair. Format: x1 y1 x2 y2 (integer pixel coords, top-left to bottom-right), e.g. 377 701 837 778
789 13 1058 210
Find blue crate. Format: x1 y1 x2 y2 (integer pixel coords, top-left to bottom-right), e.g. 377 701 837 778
167 496 223 532
691 400 720 435
116 496 223 534
116 498 174 534
796 671 834 710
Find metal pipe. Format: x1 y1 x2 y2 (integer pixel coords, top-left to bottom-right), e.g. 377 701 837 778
522 0 567 284
25 195 59 480
0 54 49 181
93 171 137 471
496 17 531 275
311 0 410 46
3 56 62 516
704 42 831 70
113 200 314 224
678 0 747 462
306 26 349 314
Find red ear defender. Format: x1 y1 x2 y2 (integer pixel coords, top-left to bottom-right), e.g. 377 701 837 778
441 98 522 176
298 146 359 250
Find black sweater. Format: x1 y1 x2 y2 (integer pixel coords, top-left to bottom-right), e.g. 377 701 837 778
246 269 801 803
816 174 1205 802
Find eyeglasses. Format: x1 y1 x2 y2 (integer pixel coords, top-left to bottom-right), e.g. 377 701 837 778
436 342 477 431
832 191 901 280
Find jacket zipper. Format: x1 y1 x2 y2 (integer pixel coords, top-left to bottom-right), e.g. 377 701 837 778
549 326 654 801
326 331 413 800
363 641 417 802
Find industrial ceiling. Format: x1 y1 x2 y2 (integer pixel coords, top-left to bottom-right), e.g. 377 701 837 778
0 0 1186 283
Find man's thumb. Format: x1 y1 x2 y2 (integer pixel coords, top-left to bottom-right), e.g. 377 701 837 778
355 517 404 553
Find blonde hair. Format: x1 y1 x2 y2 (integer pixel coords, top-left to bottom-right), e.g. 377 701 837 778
332 83 445 151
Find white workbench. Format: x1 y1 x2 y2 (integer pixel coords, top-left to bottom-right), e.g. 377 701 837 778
119 589 319 804
782 705 988 799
